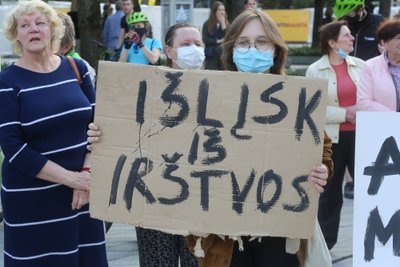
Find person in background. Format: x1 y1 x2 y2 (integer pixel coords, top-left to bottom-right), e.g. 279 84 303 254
67 0 79 51
187 10 333 267
58 13 96 83
358 19 400 113
102 3 113 28
244 0 258 10
88 22 204 267
334 0 383 61
103 1 125 52
0 1 108 266
306 21 364 250
118 11 162 65
323 6 334 25
202 1 230 70
333 0 383 198
116 0 141 50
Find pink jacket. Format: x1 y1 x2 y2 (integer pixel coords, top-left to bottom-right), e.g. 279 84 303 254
357 54 397 111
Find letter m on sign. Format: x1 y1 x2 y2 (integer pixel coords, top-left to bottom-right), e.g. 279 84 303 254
364 207 400 262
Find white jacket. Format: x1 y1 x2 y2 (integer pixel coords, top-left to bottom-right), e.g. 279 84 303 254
306 55 364 143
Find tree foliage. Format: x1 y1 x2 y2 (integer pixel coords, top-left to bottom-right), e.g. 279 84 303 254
224 0 243 22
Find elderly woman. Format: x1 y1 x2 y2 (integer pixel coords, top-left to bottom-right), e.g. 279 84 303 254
306 20 364 250
0 1 108 266
358 19 400 112
186 10 333 267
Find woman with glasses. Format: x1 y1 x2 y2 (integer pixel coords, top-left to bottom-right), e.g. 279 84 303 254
187 10 333 267
306 20 364 251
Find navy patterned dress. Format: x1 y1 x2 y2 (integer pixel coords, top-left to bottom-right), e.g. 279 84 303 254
0 57 108 267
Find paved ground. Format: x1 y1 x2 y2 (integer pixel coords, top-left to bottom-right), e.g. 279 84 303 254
0 197 353 267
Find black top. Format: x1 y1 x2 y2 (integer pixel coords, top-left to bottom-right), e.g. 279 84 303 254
348 13 383 61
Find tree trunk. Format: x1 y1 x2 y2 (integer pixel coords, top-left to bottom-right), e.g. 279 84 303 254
312 0 323 48
77 0 102 69
379 0 392 18
224 0 242 23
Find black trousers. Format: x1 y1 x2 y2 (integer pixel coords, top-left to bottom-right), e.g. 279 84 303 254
136 227 198 267
230 236 299 267
318 131 355 249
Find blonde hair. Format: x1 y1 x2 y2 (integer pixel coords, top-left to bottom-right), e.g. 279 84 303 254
58 13 75 50
221 10 288 74
3 0 65 55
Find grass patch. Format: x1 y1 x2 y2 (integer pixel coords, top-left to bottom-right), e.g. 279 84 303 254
288 46 322 56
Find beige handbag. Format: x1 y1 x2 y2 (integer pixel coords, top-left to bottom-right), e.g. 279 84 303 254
304 220 332 267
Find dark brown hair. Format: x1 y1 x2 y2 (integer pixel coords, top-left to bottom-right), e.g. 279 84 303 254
376 19 400 43
319 20 348 55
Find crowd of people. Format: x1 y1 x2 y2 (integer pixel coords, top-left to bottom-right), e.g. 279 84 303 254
0 0 397 266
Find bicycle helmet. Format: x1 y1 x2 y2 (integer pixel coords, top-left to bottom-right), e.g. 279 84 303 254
127 12 148 25
334 0 365 19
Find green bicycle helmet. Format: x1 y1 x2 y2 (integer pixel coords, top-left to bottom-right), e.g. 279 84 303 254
127 12 149 25
334 0 365 19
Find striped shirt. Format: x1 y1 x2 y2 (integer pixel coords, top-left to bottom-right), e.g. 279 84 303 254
0 56 108 266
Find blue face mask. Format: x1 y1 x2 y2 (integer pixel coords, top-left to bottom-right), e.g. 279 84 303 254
233 48 274 73
336 48 348 59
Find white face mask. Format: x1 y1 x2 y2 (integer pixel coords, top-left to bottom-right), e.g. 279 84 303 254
173 45 205 69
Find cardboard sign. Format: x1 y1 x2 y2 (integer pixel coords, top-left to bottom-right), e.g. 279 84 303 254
354 112 400 266
90 62 328 239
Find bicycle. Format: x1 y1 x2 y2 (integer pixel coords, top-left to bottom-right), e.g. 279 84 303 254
91 39 120 62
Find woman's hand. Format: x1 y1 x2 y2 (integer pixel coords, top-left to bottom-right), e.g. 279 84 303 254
308 164 328 193
71 189 89 210
345 105 358 125
216 13 226 29
66 170 90 191
87 122 101 151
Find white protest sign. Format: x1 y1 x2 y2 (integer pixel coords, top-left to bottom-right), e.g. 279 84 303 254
90 62 328 239
354 112 400 267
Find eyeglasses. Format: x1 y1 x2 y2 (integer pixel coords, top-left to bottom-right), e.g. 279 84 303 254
234 38 274 53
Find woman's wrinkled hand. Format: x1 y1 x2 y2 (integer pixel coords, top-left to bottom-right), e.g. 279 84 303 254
72 189 89 210
308 164 328 193
87 122 101 151
66 170 90 191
